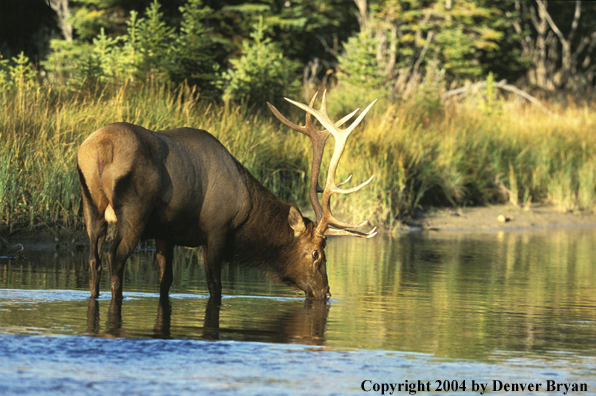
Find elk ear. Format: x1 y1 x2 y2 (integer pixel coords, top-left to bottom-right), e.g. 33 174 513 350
288 205 306 237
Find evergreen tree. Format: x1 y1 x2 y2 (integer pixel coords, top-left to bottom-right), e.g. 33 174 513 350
339 0 506 94
169 0 220 94
0 52 37 92
222 17 301 107
337 29 387 89
134 0 176 80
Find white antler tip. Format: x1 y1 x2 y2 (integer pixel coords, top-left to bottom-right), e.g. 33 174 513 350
309 91 319 107
336 174 352 187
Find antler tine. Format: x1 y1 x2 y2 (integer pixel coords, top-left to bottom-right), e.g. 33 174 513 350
285 96 337 138
343 98 377 135
333 174 374 195
335 108 359 128
326 226 378 239
318 175 374 230
324 214 369 230
336 174 352 187
266 92 318 136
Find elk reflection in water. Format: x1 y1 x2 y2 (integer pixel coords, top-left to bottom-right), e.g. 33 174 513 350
85 297 330 345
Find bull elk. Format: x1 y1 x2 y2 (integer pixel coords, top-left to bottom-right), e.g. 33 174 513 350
77 91 377 301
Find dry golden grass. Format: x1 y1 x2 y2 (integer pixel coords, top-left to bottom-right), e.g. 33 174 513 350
1 81 595 231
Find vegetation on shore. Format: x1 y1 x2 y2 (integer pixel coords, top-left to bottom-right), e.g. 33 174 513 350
1 79 595 234
2 1 596 234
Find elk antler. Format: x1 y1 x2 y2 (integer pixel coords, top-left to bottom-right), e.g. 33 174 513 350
282 90 377 239
267 92 358 223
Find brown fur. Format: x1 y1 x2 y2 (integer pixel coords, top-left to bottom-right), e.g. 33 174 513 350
77 122 330 301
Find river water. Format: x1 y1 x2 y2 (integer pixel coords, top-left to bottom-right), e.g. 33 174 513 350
1 227 595 395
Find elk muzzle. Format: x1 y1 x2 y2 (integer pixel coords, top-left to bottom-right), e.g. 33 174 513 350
305 288 332 301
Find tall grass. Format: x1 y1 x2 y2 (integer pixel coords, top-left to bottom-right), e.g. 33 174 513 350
0 82 313 232
1 81 595 233
328 89 596 227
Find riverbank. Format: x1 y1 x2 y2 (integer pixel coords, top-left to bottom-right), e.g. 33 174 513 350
400 204 596 232
3 83 596 234
2 204 596 253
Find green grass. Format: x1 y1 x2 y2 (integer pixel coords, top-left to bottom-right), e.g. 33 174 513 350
1 81 596 233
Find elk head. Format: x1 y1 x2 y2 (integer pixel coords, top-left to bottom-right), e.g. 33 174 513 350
268 91 377 300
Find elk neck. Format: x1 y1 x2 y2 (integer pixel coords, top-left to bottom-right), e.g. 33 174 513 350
230 161 306 271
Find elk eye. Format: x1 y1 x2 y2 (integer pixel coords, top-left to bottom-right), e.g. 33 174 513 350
311 250 319 261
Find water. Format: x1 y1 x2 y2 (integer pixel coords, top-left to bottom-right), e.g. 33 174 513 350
1 228 595 395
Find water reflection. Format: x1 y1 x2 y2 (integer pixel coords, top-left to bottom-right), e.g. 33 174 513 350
153 298 172 339
0 227 595 360
82 295 330 345
324 228 596 358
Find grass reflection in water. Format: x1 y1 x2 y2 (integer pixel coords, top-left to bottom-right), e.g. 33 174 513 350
0 227 595 362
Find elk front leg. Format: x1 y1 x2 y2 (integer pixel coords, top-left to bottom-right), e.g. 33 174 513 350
202 231 227 299
203 296 221 340
156 239 174 299
154 296 172 338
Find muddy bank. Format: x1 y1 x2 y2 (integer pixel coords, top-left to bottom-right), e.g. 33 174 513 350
0 225 89 254
2 204 596 252
400 204 596 232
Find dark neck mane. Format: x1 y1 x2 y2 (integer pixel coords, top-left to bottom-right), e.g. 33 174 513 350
230 161 295 270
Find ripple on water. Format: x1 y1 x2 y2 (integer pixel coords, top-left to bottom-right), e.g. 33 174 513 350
1 333 595 396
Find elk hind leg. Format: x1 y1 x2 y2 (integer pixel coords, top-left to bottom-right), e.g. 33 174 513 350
80 171 107 299
156 239 174 299
107 205 148 300
88 219 107 299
